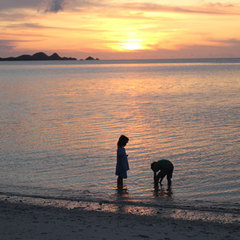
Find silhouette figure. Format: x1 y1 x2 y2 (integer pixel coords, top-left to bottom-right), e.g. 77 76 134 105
115 135 129 189
151 159 174 191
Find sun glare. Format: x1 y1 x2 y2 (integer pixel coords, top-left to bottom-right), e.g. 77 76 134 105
120 41 143 51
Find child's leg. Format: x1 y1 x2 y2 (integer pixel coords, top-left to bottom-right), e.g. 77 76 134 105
159 177 163 186
167 176 172 190
117 176 123 188
167 171 173 190
157 170 167 186
166 164 173 190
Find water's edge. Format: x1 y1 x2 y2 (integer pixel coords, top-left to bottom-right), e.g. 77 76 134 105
1 191 239 225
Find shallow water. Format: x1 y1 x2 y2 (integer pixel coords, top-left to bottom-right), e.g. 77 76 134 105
0 59 239 207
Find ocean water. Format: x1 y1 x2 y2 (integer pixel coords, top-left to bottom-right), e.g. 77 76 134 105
0 59 239 217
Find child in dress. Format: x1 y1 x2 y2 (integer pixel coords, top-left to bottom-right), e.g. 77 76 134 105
115 135 129 188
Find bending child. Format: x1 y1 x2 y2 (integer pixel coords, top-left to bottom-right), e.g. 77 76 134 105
151 159 174 190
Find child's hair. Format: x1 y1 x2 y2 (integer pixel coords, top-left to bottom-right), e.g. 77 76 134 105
151 162 157 172
117 135 129 147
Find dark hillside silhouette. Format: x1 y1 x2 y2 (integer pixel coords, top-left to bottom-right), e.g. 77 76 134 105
85 56 99 60
0 52 77 61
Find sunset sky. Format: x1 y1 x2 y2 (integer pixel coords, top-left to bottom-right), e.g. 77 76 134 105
0 0 240 59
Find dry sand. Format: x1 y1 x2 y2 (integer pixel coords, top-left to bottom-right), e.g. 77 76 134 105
0 199 239 240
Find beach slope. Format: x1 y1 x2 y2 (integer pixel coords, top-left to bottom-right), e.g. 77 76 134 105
0 199 239 240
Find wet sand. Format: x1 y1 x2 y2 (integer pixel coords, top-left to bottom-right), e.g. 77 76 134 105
0 198 239 240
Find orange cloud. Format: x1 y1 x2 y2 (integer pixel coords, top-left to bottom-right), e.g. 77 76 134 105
1 1 240 59
119 2 240 15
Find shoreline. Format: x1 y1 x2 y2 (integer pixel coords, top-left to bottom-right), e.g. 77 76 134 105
1 192 239 224
0 195 239 240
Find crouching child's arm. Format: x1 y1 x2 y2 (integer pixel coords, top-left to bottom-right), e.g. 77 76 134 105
154 171 159 188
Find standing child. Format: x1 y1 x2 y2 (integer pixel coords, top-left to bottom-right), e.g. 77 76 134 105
115 135 129 188
151 159 174 190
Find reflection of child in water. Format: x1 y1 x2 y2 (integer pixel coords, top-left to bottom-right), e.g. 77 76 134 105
115 135 129 188
151 159 174 190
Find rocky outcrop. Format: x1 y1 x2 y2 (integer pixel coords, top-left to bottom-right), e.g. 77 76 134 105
0 52 77 61
85 56 99 60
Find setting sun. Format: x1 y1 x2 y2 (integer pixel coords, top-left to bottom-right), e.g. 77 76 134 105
0 1 240 59
120 41 144 51
119 39 146 51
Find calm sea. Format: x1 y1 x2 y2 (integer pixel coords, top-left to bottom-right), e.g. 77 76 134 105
0 59 239 210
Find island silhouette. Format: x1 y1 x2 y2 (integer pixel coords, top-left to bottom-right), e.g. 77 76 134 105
85 56 99 61
0 52 99 61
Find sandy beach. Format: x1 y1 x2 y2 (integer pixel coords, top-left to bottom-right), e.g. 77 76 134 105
0 197 239 240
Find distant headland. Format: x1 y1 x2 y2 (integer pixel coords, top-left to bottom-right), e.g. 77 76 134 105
84 56 100 61
0 52 99 61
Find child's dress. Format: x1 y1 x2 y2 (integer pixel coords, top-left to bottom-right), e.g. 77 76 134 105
115 146 129 179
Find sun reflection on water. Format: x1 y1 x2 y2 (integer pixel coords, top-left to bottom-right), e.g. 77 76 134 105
0 61 239 202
